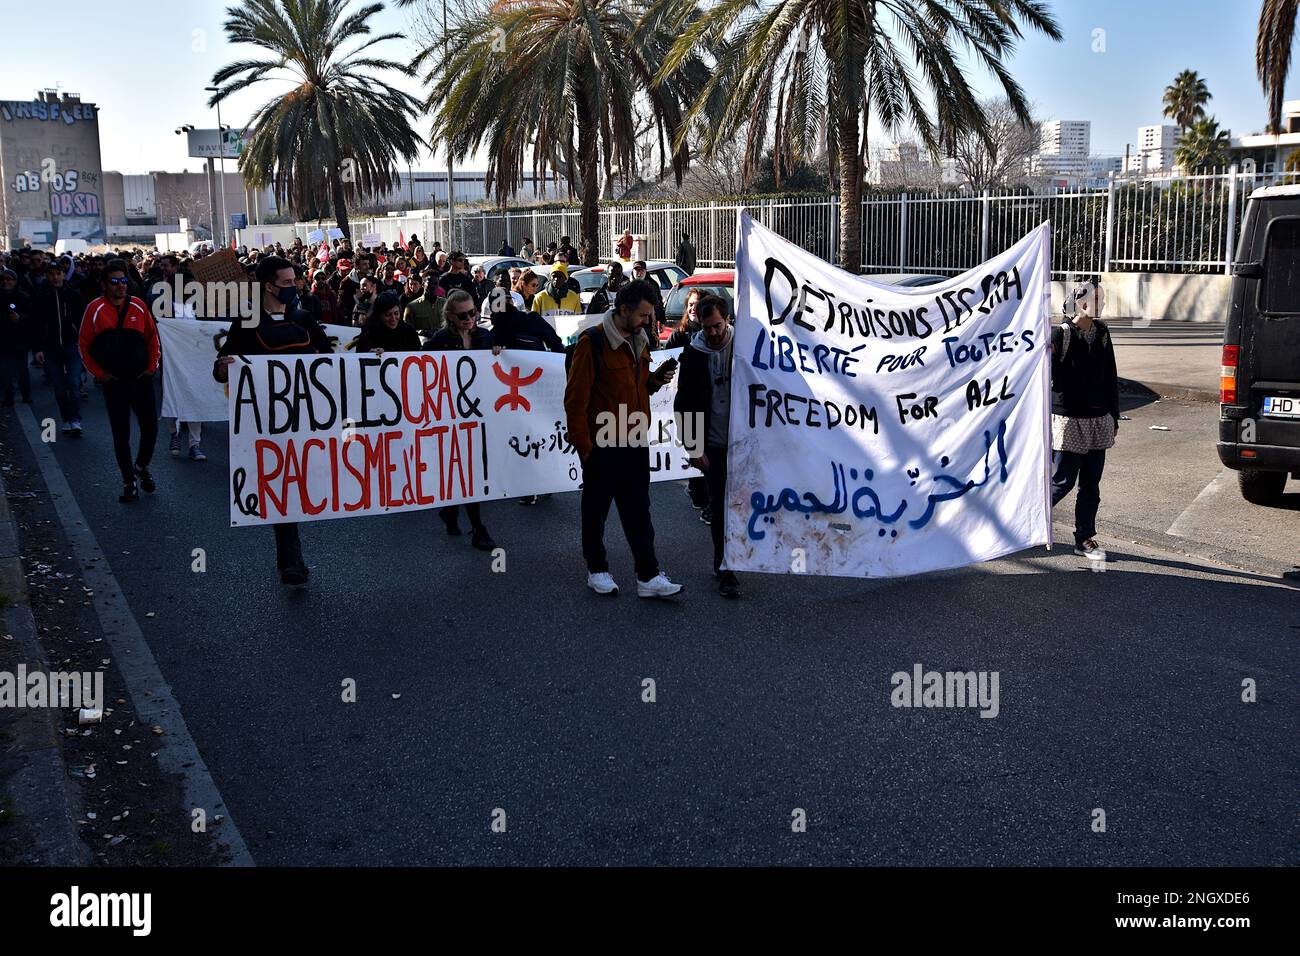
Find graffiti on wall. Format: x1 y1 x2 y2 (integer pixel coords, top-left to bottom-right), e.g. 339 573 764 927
0 100 97 125
9 167 101 217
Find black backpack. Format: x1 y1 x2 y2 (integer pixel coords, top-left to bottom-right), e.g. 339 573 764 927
89 299 149 379
564 325 605 375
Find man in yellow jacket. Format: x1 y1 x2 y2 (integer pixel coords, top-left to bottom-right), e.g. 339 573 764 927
532 264 582 317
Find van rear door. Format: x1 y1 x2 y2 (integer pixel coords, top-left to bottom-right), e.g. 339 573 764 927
1242 208 1300 433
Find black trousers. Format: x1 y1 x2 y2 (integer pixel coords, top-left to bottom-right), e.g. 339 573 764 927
102 377 158 484
439 503 484 530
1051 448 1105 545
581 446 659 582
273 522 304 570
703 444 728 572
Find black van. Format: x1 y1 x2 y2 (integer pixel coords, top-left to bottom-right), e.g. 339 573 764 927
1218 184 1300 504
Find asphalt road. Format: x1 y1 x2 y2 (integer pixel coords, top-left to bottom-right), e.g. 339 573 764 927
3 377 1297 866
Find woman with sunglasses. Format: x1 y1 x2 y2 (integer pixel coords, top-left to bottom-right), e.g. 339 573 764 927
428 290 500 552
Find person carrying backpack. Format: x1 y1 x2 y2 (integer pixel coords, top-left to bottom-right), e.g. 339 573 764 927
79 260 161 503
563 280 682 599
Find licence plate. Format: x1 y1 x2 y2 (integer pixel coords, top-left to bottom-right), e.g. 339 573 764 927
1261 395 1300 417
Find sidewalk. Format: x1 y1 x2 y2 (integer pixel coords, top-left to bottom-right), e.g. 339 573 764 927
1105 319 1222 402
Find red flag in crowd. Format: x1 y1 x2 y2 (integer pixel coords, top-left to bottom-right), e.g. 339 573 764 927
317 241 330 262
398 230 407 251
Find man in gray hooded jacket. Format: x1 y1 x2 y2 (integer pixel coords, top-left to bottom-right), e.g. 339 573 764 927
672 294 739 598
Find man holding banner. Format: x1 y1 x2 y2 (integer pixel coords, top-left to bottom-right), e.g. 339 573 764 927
214 255 332 588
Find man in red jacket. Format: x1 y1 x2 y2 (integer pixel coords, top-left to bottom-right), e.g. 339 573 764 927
79 259 161 503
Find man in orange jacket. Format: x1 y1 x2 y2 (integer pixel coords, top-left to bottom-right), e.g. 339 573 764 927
79 259 160 503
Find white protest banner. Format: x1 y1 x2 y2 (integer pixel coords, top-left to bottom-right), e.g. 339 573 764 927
228 349 697 526
158 319 360 422
360 232 382 247
305 228 324 244
722 212 1052 578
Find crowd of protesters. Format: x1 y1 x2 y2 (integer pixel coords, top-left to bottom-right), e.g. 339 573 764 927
0 228 1114 598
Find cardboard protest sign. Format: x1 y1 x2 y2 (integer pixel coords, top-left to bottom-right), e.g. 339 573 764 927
722 212 1052 578
228 349 697 526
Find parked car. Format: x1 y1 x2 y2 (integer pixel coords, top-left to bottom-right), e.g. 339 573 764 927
466 255 533 284
662 270 736 342
1216 183 1300 504
572 260 687 307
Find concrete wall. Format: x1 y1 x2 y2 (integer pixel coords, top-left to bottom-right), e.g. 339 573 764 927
0 94 105 249
1050 271 1230 322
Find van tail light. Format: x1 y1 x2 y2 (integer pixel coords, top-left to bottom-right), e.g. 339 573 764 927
1221 345 1239 404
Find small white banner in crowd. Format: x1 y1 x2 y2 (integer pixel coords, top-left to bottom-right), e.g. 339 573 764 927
227 348 696 526
158 319 360 423
360 232 382 247
722 212 1053 578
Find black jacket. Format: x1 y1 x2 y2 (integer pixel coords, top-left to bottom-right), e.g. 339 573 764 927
1050 319 1119 422
664 321 699 351
0 288 35 354
429 325 493 351
34 284 87 352
488 304 564 352
356 320 422 353
673 333 726 452
213 305 332 380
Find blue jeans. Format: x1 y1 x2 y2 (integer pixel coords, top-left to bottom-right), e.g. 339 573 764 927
46 342 83 422
1051 448 1106 546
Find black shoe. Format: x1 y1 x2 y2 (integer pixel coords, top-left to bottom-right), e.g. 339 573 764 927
279 563 309 588
717 570 740 599
442 518 462 536
699 506 712 526
119 481 139 503
518 495 538 506
134 464 156 493
685 485 704 510
471 527 496 551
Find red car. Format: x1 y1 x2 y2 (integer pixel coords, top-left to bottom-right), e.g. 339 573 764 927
660 270 735 343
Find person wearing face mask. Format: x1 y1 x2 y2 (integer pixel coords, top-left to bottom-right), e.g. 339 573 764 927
563 279 682 599
357 291 421 354
673 295 739 598
79 260 161 503
429 290 499 552
351 275 378 327
1050 279 1120 563
213 255 332 587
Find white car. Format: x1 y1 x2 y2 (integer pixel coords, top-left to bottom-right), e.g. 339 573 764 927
571 260 687 307
466 255 533 283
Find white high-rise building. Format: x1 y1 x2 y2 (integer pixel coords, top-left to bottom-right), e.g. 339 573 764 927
1127 124 1182 173
1037 120 1091 180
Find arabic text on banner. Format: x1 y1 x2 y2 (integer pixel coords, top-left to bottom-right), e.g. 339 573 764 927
722 212 1053 578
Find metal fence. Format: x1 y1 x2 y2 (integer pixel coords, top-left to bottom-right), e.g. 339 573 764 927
239 166 1299 278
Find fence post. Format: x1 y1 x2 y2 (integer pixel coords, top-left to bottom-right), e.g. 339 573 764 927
830 195 838 266
709 200 717 268
898 192 908 271
1103 173 1116 273
980 190 991 262
1224 164 1239 276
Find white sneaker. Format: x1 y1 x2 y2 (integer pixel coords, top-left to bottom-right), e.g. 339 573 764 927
587 572 619 595
637 573 683 599
1074 539 1107 561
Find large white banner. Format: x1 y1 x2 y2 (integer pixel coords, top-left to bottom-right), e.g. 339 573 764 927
228 348 696 526
158 319 360 422
722 213 1052 578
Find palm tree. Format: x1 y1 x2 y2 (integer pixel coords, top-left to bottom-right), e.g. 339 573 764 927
1257 0 1297 133
1175 116 1231 171
400 0 706 265
656 0 1062 274
1162 69 1211 134
209 0 425 239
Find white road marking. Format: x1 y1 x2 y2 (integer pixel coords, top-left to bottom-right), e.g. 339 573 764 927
16 406 254 867
1166 469 1233 539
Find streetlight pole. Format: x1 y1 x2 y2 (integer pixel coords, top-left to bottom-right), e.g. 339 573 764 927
175 124 215 245
205 86 230 248
443 0 456 249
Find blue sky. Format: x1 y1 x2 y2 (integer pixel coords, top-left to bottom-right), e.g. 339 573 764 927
1 0 1285 175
